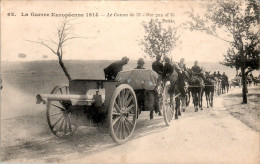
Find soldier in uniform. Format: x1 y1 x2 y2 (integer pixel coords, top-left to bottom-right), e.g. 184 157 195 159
217 71 221 79
104 56 129 80
135 58 145 69
163 57 181 80
152 55 163 76
178 58 187 72
191 60 201 75
213 72 217 78
163 57 181 101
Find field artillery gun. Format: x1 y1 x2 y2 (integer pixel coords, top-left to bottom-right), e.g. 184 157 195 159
36 69 178 144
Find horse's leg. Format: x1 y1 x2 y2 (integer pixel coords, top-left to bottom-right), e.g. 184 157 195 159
190 90 194 107
200 89 203 110
186 90 191 106
205 90 209 108
175 97 180 119
177 97 181 116
226 84 229 93
210 91 214 107
181 96 186 112
186 91 190 106
194 92 198 112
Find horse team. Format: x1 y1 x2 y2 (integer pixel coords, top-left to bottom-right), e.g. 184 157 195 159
104 56 230 120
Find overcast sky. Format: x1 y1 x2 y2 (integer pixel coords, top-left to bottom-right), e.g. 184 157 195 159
1 1 230 62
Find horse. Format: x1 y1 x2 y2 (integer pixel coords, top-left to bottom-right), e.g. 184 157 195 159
186 69 205 112
165 66 189 119
204 72 215 108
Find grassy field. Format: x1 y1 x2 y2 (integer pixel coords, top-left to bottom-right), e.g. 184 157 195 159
222 86 260 132
1 60 236 94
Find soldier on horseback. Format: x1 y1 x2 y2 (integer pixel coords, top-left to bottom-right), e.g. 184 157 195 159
163 57 186 119
178 58 187 72
152 55 163 76
191 60 206 82
191 61 201 74
188 60 205 111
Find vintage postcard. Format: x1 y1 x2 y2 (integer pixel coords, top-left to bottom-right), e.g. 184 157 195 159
1 0 259 163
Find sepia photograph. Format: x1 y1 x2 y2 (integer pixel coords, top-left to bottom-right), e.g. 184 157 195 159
1 0 260 163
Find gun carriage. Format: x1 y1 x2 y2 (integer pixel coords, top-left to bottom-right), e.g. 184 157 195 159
36 69 178 144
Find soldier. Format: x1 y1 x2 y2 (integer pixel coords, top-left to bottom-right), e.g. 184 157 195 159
135 58 145 69
163 57 182 81
178 58 187 72
104 56 129 80
152 55 163 76
163 57 181 99
191 60 201 75
213 71 217 78
222 72 228 82
217 71 221 79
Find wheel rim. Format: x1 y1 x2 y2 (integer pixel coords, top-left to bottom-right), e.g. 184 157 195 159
46 86 78 138
109 85 137 144
163 82 174 126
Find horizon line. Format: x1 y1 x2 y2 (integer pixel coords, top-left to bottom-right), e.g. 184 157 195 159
1 59 221 63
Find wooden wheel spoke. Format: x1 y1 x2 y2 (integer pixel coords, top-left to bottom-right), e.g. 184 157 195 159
59 118 65 131
122 120 126 139
118 121 122 139
124 120 130 135
64 118 67 135
123 90 130 108
126 104 135 113
125 95 133 108
115 119 121 134
114 102 121 113
125 117 134 126
59 101 68 109
52 114 64 128
51 104 65 111
117 94 122 108
112 112 121 116
50 112 63 116
121 89 126 108
68 114 72 132
112 116 122 126
60 88 63 94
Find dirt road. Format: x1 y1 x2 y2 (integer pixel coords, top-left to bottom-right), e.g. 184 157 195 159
1 86 260 163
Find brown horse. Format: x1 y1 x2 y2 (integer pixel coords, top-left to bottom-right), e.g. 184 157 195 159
186 69 205 112
205 72 215 108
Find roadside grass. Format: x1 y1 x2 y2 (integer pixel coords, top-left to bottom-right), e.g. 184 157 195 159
222 86 260 132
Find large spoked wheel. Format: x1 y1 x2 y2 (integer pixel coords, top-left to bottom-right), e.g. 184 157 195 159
108 84 138 144
163 81 175 126
46 86 78 138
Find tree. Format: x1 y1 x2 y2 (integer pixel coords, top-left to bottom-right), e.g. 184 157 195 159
140 19 179 60
27 19 88 81
186 0 260 103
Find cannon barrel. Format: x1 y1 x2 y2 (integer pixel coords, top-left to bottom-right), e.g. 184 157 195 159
36 94 93 104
